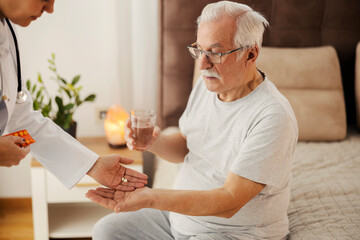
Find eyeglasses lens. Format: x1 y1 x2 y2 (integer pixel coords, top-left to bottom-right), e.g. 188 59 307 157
189 48 200 59
188 47 221 64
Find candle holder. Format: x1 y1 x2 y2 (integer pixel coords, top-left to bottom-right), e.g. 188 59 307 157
104 105 129 148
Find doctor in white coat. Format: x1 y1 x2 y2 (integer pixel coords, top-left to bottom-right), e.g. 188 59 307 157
0 0 147 190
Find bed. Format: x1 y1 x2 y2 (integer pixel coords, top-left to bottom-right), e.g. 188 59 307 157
288 130 360 239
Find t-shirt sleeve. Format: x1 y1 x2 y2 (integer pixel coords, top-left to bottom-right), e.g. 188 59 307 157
230 111 297 188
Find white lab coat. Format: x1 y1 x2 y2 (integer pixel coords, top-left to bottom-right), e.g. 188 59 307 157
0 20 98 189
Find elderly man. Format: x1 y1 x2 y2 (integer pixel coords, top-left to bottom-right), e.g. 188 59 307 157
87 1 298 239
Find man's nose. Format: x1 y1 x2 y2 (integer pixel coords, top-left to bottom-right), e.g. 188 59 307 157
199 54 213 70
44 0 55 14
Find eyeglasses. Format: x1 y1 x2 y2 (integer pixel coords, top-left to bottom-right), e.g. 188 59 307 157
187 42 247 64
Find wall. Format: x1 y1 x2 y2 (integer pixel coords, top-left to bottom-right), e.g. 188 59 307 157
0 0 158 197
19 0 122 137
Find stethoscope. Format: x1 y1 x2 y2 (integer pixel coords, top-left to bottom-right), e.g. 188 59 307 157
0 18 27 104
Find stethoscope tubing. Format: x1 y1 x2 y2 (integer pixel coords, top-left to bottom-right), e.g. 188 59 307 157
1 18 27 104
5 18 22 93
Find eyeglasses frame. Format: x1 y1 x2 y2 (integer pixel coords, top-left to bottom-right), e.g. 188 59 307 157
187 42 248 64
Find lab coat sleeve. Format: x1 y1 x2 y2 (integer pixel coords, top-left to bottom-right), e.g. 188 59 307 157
6 88 98 189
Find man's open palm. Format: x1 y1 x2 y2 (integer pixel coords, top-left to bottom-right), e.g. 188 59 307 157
86 187 151 213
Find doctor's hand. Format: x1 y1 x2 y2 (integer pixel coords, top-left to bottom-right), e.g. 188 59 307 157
87 154 148 191
124 117 161 151
86 186 151 213
0 136 30 167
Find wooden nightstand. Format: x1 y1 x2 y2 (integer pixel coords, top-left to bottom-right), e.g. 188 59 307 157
30 137 143 240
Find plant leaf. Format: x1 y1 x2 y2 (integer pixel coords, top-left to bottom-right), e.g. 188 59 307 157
60 87 72 98
66 114 73 122
71 75 81 86
32 84 37 94
37 73 43 83
64 103 74 111
61 114 73 130
59 77 67 85
26 80 31 91
55 96 64 111
76 96 82 106
33 101 39 110
48 59 55 66
67 84 75 92
75 86 83 92
84 94 96 102
36 90 42 99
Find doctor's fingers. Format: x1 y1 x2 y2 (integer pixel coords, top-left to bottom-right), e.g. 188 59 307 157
124 168 148 180
13 146 30 161
119 175 147 186
0 156 21 167
3 135 25 145
118 177 147 189
21 145 31 154
11 136 25 144
2 148 29 166
115 155 135 165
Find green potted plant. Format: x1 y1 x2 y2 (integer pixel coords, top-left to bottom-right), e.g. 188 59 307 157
26 53 96 138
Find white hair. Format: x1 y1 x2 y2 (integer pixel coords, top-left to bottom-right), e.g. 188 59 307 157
197 1 269 48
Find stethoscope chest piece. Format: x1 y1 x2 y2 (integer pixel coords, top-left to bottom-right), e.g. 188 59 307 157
16 90 27 104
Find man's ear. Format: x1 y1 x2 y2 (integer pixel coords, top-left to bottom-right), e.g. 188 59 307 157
246 46 259 63
247 51 255 61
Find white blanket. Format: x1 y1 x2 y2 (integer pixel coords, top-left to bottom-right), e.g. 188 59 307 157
288 130 360 239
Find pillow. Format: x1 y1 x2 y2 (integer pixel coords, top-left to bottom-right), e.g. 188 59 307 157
192 46 347 141
356 42 360 130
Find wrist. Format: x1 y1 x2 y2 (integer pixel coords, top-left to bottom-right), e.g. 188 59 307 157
86 157 99 177
147 188 157 209
148 134 162 154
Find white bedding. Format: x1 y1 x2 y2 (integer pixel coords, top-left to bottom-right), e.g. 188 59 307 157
288 130 360 239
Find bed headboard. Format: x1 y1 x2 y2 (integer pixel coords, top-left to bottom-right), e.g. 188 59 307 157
158 0 360 129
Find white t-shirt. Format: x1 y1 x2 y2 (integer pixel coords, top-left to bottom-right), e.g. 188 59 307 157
170 74 298 239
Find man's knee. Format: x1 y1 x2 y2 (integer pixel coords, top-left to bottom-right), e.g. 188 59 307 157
93 214 121 240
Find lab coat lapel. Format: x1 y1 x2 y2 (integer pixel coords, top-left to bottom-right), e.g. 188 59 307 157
0 19 10 58
0 19 18 128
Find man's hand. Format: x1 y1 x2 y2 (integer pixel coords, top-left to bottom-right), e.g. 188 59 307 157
87 154 148 191
86 187 152 213
0 136 30 167
124 117 161 151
